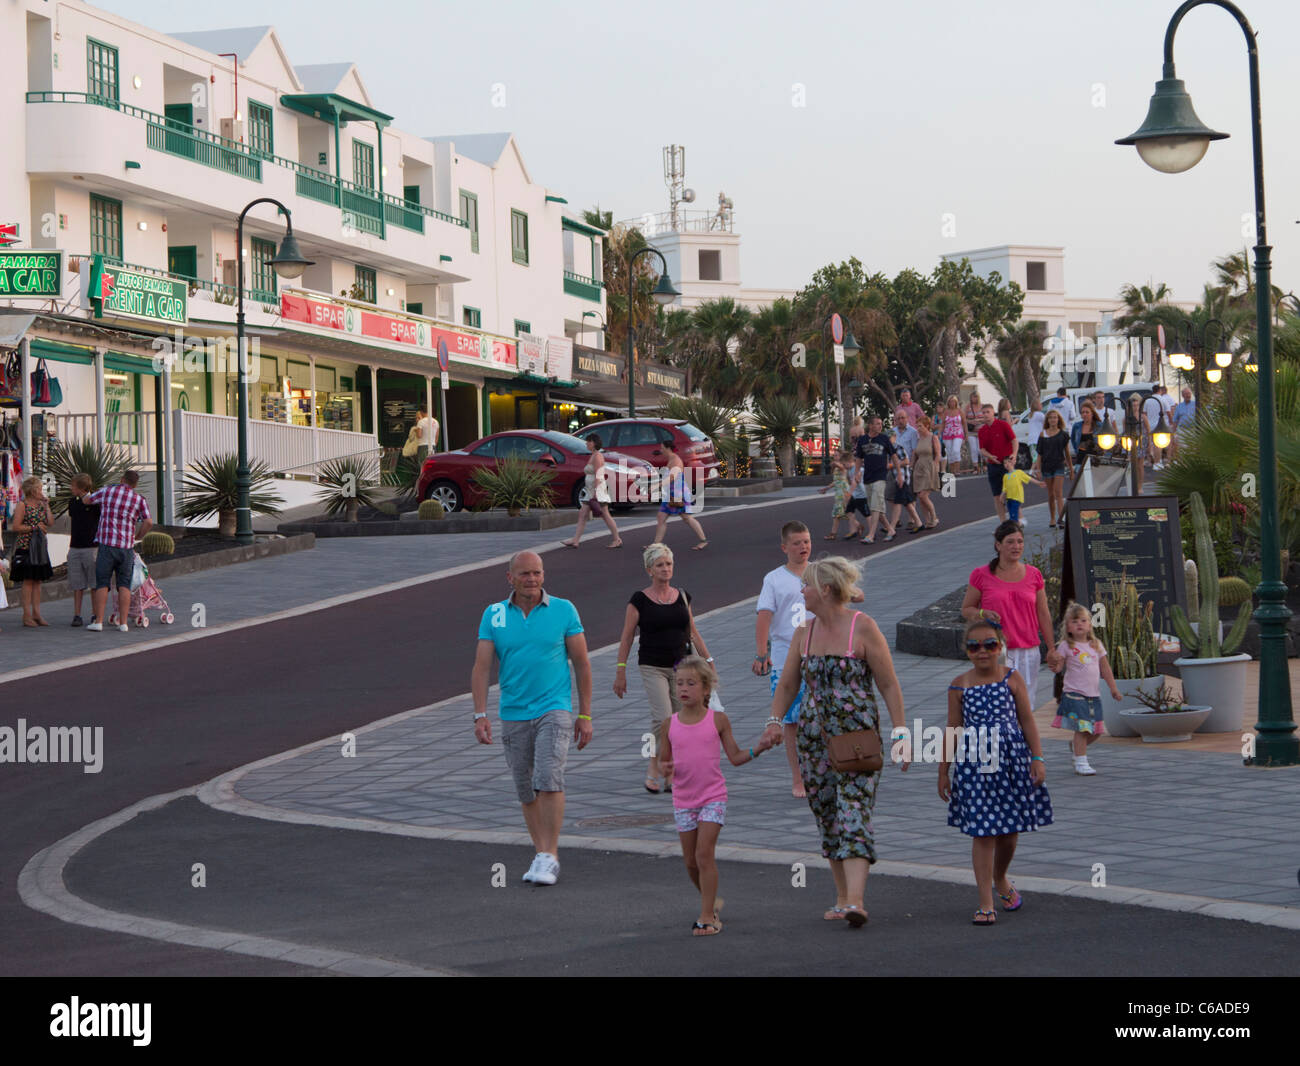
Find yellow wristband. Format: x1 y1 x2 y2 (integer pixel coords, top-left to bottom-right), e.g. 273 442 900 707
577 714 592 721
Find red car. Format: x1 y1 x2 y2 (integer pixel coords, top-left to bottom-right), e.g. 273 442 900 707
574 418 720 481
416 429 654 513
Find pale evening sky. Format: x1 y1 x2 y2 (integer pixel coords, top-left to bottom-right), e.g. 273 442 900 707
99 0 1300 307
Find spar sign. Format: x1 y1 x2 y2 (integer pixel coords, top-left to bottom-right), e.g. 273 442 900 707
0 250 62 297
279 291 516 367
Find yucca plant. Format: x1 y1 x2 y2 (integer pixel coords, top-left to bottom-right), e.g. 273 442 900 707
470 456 556 517
750 395 817 479
316 455 380 522
41 439 132 517
179 452 283 537
382 453 423 505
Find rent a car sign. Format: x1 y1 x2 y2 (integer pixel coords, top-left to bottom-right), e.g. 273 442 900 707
280 291 516 367
0 251 62 297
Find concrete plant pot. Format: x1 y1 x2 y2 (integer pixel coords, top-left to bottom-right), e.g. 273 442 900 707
1120 706 1212 743
1174 653 1251 733
1099 676 1163 738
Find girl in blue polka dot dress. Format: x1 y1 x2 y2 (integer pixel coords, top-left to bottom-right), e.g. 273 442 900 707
938 619 1052 925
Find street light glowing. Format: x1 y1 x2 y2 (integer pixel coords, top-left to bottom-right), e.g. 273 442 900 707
1205 367 1222 383
1215 350 1233 368
1152 412 1172 450
1097 416 1118 451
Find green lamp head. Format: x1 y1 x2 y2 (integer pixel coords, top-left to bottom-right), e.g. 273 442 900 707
1116 77 1228 174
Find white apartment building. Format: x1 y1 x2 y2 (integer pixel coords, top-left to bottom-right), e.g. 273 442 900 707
943 244 1197 399
3 0 604 519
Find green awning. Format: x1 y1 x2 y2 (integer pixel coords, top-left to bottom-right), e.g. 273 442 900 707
280 93 392 127
561 216 605 238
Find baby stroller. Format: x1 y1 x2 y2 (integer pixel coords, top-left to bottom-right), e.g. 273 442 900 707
108 553 176 628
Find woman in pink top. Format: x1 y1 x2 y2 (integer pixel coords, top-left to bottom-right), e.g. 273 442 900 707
961 521 1063 705
659 656 777 936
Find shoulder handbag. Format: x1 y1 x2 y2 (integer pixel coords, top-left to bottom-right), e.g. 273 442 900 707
828 727 883 774
30 358 61 408
26 527 50 569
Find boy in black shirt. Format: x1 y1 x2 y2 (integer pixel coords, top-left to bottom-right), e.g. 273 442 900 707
67 474 100 626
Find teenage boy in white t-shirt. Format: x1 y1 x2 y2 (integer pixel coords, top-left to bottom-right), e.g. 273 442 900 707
754 521 813 798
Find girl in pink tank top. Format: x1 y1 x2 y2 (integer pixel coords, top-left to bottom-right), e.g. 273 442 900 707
659 656 778 936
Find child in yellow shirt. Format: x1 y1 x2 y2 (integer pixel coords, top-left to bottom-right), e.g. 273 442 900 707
1001 458 1043 525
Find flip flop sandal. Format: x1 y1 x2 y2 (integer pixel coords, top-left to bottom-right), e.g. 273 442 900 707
823 906 848 921
824 535 838 540
972 909 997 925
998 885 1023 911
843 906 868 928
691 921 721 936
644 776 663 794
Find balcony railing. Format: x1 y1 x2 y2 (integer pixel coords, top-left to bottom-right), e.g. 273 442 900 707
27 91 470 240
563 271 604 302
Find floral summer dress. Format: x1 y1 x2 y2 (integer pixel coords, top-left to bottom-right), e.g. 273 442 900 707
830 466 849 518
797 612 882 862
947 668 1053 837
11 500 53 582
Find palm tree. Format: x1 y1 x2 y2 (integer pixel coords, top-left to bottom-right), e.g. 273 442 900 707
917 290 973 400
680 298 753 407
750 394 817 478
991 320 1049 410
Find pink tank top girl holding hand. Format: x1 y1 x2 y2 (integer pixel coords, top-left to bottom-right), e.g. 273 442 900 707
659 655 779 936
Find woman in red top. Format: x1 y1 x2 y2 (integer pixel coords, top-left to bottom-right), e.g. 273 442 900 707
960 521 1063 705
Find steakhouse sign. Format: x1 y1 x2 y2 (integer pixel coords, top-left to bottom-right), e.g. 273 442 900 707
280 291 516 369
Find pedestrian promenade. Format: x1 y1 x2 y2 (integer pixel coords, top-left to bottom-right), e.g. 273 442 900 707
0 487 820 678
219 512 1300 915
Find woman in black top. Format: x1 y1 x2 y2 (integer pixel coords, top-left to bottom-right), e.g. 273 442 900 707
1033 409 1073 529
613 541 712 793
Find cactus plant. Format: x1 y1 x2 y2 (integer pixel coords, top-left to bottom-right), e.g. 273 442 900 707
1170 492 1252 658
1218 575 1253 608
1097 570 1159 680
417 499 445 520
140 531 175 556
1184 559 1199 613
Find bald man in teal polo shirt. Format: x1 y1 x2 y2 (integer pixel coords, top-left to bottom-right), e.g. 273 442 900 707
473 550 593 886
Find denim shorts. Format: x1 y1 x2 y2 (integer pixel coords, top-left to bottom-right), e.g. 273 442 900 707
94 545 134 591
674 800 726 833
1041 467 1065 479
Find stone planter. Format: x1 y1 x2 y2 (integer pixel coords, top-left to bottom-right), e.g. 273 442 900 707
1100 676 1163 738
1120 706 1212 743
1174 653 1251 733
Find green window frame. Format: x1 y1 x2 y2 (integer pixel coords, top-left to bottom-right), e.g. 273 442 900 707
247 100 274 158
514 319 531 336
355 266 376 304
459 190 479 253
87 38 119 102
510 209 528 265
352 140 375 190
405 301 423 316
463 306 481 329
90 194 123 262
250 237 277 298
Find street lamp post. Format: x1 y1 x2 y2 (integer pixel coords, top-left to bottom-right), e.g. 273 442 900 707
581 309 605 349
625 248 679 417
1172 317 1226 416
234 198 312 544
1117 0 1297 766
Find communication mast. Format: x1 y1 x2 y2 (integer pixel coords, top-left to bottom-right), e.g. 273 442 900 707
663 145 695 232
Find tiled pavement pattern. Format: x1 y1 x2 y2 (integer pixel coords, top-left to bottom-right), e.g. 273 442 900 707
231 510 1300 911
0 487 819 677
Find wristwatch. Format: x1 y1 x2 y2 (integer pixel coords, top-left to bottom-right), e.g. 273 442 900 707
473 712 488 721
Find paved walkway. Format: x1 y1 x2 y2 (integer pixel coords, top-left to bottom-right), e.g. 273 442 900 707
218 512 1300 914
0 487 821 678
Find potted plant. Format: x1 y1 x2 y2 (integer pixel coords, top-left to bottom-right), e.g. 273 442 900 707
1120 682 1212 743
1096 571 1162 737
315 455 380 522
1170 492 1253 732
179 452 283 536
469 456 556 517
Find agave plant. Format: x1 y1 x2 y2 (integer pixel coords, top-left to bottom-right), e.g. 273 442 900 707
41 439 132 517
382 454 423 506
179 452 284 537
470 456 556 516
316 455 381 522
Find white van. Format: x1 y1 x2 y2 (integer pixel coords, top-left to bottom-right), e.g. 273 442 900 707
1009 382 1159 467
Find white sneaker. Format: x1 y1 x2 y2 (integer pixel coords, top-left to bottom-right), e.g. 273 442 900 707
86 622 103 632
531 853 560 886
522 854 543 883
117 623 129 632
1074 758 1097 776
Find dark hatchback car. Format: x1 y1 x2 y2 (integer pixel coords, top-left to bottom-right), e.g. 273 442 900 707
574 418 720 481
416 429 654 513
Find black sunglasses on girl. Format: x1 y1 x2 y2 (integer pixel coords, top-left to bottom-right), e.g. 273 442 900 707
966 638 1001 652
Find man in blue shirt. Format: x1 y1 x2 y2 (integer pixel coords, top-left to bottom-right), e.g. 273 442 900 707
1169 386 1196 462
473 551 592 886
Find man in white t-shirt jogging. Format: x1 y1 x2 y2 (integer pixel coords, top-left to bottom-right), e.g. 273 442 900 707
755 521 813 798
